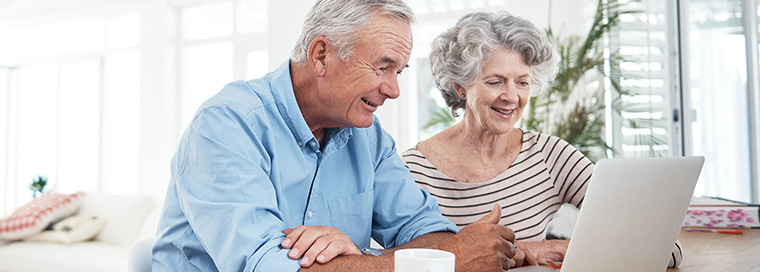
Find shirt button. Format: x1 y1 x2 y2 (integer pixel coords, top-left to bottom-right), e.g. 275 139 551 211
310 142 316 147
297 141 303 147
308 211 313 218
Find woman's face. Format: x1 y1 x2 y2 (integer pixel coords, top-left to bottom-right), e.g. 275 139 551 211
461 49 531 135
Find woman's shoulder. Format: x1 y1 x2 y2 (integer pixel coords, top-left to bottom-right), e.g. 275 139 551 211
521 130 571 147
401 145 421 158
519 130 581 162
400 144 429 165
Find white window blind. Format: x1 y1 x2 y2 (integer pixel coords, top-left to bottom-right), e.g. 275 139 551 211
608 0 674 158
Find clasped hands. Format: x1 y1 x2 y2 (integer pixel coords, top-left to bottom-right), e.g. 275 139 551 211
281 204 541 271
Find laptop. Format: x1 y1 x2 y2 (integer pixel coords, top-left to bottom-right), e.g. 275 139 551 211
511 156 705 272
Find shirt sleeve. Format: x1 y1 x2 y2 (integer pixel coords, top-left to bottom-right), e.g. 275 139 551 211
543 135 595 208
367 122 458 248
668 240 683 268
173 106 301 272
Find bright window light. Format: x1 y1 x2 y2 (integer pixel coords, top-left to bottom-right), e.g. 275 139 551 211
236 0 268 34
181 1 233 40
181 42 233 125
57 63 100 193
17 20 104 57
246 51 269 79
103 51 140 194
17 66 59 193
107 12 140 49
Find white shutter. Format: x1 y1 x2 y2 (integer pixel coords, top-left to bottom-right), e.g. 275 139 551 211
608 0 674 158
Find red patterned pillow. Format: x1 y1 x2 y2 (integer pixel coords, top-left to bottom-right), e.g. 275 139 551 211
0 192 84 240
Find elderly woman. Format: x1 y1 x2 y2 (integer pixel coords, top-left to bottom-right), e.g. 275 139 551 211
401 11 682 268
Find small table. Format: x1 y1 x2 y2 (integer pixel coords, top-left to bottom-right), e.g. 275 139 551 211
666 228 760 272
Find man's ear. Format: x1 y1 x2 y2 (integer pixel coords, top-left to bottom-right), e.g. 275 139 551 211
308 37 330 77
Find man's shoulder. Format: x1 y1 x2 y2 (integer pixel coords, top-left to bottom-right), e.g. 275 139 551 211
202 79 275 116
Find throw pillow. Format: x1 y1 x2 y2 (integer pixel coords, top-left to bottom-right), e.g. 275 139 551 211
0 192 84 241
24 215 107 244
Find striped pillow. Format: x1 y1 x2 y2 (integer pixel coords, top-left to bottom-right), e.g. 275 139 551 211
0 192 84 241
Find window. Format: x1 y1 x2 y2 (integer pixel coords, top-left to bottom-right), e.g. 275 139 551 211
0 67 12 214
57 63 101 193
177 0 269 128
15 65 59 205
683 0 754 203
181 42 234 125
2 11 142 213
102 51 141 194
609 1 675 159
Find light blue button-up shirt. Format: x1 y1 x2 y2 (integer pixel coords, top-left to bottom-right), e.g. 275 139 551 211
152 61 457 272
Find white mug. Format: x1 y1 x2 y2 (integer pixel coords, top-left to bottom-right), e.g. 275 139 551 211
394 248 455 272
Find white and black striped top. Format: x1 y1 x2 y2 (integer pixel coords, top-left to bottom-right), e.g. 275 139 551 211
402 131 593 240
402 130 682 267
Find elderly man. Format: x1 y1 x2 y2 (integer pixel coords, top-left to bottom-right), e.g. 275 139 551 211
152 0 518 271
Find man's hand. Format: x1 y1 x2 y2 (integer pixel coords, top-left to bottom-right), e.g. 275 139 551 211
281 225 362 267
435 204 516 271
515 239 569 265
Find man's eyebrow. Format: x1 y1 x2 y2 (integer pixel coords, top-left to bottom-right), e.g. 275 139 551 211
381 57 397 65
379 57 409 70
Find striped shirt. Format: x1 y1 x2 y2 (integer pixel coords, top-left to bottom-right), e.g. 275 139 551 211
401 130 682 267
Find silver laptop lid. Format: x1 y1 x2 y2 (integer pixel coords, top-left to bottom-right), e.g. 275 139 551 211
560 156 704 272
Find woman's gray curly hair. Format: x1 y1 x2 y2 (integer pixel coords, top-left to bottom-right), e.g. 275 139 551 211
291 0 415 63
429 11 558 117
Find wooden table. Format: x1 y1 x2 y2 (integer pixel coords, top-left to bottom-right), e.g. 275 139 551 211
666 228 760 272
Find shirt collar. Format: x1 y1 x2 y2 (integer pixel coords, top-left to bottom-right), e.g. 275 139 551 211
271 60 352 152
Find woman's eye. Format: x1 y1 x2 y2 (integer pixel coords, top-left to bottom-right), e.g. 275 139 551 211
487 81 501 86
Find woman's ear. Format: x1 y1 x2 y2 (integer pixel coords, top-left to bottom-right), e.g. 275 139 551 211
453 82 466 99
307 36 330 77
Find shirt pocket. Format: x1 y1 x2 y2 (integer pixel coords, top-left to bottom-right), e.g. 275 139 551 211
327 190 373 248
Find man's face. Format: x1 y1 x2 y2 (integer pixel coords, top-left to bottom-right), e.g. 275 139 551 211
320 13 413 128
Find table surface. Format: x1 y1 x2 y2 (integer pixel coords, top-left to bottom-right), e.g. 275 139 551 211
666 228 760 272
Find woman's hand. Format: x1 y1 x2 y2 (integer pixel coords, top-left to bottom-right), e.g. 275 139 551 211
510 244 538 268
281 225 362 267
514 239 569 265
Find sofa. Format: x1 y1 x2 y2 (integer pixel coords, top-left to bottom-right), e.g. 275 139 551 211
0 192 161 272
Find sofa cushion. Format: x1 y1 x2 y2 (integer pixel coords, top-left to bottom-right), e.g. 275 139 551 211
0 240 128 272
24 215 106 244
0 192 84 241
77 193 154 246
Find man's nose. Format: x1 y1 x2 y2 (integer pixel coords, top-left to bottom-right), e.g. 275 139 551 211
380 76 401 99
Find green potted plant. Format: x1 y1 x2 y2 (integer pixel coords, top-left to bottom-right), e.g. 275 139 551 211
29 175 48 197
